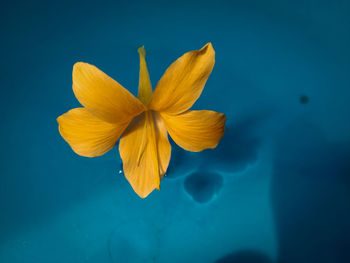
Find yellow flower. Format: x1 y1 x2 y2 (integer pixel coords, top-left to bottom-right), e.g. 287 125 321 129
57 43 226 198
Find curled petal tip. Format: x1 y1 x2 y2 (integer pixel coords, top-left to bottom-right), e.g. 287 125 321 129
137 45 146 57
202 42 213 51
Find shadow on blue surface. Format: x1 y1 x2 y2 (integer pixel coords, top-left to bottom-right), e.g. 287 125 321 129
271 118 350 263
201 116 263 173
184 171 223 203
166 115 263 179
215 250 273 263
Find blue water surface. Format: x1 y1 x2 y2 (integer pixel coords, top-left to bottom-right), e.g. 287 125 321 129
1 0 350 262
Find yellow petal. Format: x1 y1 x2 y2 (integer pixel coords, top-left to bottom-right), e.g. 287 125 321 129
73 62 146 123
57 108 129 157
119 111 171 198
149 43 215 115
137 46 153 106
161 110 226 152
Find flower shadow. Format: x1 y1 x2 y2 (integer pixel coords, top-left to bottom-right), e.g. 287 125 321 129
214 250 273 263
270 118 350 263
166 115 264 179
183 170 223 204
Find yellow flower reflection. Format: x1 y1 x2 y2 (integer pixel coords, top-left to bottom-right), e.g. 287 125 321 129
57 43 226 198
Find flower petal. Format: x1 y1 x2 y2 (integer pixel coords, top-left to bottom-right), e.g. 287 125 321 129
149 43 215 115
73 62 146 123
57 108 129 157
161 110 226 152
137 46 153 106
119 111 171 198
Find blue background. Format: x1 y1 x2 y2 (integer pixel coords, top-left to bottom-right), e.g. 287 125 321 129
1 0 350 262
